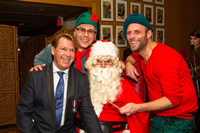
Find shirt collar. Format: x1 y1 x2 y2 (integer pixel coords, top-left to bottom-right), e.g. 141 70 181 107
52 62 69 74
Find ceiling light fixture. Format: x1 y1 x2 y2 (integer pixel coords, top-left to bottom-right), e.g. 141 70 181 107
19 23 24 25
38 9 45 12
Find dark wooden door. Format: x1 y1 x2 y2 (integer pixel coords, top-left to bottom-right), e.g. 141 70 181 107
20 35 48 91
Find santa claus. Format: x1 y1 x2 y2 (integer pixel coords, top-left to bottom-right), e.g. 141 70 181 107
77 40 149 133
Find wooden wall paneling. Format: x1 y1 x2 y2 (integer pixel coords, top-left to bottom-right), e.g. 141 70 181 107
35 35 49 54
20 36 35 90
45 29 66 46
45 28 76 48
0 24 19 126
16 0 93 8
165 0 200 52
20 35 49 91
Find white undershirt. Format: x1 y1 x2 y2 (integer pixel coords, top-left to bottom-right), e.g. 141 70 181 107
52 62 69 126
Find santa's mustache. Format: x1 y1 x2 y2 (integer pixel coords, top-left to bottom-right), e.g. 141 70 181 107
91 67 112 81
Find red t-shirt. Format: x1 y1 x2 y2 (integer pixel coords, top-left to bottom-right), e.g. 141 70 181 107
131 42 198 119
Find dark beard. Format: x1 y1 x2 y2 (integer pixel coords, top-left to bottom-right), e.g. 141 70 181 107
129 34 148 52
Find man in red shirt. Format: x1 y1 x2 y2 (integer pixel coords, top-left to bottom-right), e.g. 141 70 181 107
121 13 198 132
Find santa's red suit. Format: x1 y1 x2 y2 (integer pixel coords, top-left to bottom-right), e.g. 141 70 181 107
76 79 149 133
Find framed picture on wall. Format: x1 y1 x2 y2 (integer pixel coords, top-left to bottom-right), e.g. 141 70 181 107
155 28 165 44
115 25 127 47
130 2 141 14
100 25 113 42
144 4 154 25
116 0 127 22
155 0 164 5
143 0 153 3
101 0 113 21
156 7 165 26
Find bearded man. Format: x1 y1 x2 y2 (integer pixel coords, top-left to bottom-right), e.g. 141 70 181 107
123 14 198 133
76 40 149 133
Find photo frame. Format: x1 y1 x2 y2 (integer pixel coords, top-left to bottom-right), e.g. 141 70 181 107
115 0 127 22
101 0 113 21
115 25 127 47
143 0 153 3
144 4 154 25
130 2 141 14
155 0 164 5
100 25 113 42
156 7 165 26
155 28 165 44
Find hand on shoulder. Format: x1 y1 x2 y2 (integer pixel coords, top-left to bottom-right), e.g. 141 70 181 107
29 64 46 72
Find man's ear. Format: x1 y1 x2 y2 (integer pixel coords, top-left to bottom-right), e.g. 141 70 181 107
93 33 97 42
51 45 55 56
147 30 152 39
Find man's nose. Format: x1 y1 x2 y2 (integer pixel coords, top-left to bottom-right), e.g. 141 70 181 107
84 31 89 36
65 50 71 56
129 33 136 39
101 61 106 68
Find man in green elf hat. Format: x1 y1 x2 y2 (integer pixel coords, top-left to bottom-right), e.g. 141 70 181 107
30 12 98 73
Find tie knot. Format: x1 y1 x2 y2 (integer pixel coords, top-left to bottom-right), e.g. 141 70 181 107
57 71 64 78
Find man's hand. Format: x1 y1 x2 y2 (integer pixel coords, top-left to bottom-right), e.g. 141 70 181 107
126 62 139 82
29 64 46 72
120 97 173 116
120 103 141 116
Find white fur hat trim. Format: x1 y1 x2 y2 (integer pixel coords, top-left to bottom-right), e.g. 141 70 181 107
90 40 119 57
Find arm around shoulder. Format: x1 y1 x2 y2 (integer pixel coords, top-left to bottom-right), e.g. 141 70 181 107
126 55 136 64
125 55 139 82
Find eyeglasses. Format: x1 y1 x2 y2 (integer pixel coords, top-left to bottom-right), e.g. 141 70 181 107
95 60 112 66
76 27 97 35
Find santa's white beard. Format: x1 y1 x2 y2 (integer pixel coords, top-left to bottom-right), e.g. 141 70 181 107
89 67 122 117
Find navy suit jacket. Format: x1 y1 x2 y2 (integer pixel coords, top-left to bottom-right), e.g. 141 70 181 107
17 63 102 133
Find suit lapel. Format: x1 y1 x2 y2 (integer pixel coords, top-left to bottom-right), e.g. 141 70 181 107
46 63 57 125
64 67 74 124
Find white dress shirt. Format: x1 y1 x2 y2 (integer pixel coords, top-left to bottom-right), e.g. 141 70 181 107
52 62 69 126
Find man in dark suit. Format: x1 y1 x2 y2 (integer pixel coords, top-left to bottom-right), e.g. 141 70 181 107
17 33 102 133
